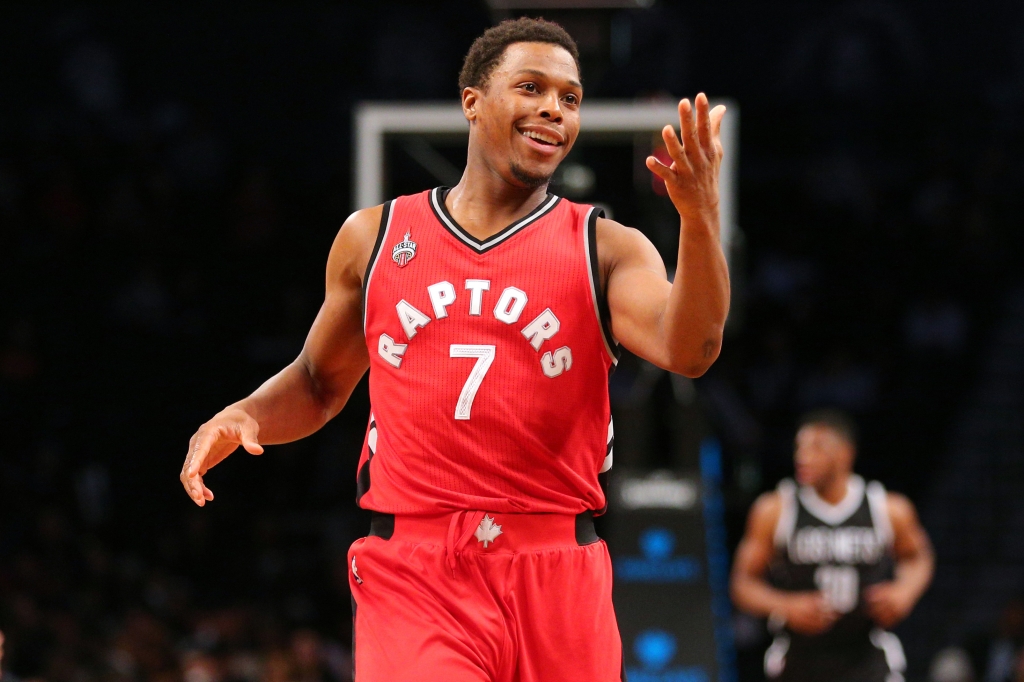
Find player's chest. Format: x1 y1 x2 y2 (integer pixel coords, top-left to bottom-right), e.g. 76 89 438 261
369 248 595 376
786 520 885 566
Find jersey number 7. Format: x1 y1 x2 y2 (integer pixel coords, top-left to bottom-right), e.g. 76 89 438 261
449 345 496 420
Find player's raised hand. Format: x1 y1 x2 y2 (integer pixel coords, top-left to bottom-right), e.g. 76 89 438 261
646 93 726 223
180 408 264 506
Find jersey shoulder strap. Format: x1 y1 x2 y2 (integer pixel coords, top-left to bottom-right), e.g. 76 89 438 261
865 480 894 547
773 478 799 548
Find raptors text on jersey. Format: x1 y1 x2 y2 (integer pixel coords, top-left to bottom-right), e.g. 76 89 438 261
356 187 618 515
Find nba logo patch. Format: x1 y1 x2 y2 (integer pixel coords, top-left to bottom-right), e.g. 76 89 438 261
392 232 417 267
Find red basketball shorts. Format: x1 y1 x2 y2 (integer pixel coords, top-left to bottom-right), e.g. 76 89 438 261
347 510 623 682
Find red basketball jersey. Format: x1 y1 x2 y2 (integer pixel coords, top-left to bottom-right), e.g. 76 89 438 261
357 188 617 515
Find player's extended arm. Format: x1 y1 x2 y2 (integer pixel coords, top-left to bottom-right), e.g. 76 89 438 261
600 93 729 377
864 493 935 628
179 206 381 506
730 493 838 634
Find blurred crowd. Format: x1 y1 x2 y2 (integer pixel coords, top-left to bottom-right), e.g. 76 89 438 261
0 508 356 682
2 3 1024 681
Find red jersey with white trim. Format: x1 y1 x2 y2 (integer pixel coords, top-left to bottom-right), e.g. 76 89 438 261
356 187 617 515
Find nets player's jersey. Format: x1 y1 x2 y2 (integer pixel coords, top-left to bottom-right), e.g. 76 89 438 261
356 188 617 515
767 475 898 671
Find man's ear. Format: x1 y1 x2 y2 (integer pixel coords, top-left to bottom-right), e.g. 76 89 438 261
462 87 481 122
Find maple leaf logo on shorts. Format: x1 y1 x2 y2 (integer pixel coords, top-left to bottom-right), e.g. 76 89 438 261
474 515 502 548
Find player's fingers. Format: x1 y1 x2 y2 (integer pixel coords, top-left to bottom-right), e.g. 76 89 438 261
646 155 675 182
710 104 727 139
678 98 699 164
200 440 237 475
661 125 688 170
186 472 207 505
181 434 202 487
695 93 713 155
239 419 264 455
182 433 198 471
187 430 215 477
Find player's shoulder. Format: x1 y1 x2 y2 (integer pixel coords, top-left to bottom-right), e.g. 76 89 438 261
340 204 385 237
746 489 784 531
594 215 648 246
336 187 432 238
594 215 664 278
884 490 919 524
328 204 387 283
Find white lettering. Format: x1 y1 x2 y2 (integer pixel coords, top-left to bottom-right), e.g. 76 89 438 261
450 344 496 420
378 333 407 368
493 287 528 324
396 299 431 339
788 527 883 565
464 279 490 316
427 281 456 319
541 346 573 378
814 565 859 613
521 308 560 351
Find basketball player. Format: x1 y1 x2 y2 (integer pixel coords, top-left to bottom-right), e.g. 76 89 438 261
180 18 729 682
730 410 934 682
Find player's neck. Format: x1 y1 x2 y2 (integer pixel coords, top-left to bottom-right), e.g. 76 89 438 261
813 471 851 505
445 160 551 242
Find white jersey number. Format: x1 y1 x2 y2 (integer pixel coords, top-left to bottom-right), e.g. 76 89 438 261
449 344 496 420
814 565 859 614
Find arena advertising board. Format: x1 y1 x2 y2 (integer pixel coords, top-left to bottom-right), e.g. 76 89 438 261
608 440 736 682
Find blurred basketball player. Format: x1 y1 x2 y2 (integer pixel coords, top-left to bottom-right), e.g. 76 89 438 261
180 17 730 682
731 410 934 682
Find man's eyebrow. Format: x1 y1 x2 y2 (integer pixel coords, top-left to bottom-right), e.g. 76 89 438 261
517 69 582 90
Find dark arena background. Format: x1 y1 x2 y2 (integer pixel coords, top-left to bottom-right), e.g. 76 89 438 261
2 2 1023 681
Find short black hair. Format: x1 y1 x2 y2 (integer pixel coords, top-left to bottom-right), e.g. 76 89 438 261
458 17 580 93
798 408 858 448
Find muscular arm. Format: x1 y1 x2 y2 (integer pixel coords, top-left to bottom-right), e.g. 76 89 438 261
864 493 934 627
730 493 838 634
180 206 381 505
730 493 789 617
599 94 730 377
233 207 379 441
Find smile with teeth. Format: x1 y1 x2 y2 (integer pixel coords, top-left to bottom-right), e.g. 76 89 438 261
520 129 562 146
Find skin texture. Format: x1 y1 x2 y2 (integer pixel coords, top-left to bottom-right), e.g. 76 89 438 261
729 424 935 635
180 40 730 505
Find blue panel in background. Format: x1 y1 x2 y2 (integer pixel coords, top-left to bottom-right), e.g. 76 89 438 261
626 628 711 682
614 526 704 583
700 438 738 682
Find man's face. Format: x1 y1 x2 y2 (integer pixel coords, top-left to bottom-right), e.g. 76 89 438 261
794 424 853 488
465 42 582 188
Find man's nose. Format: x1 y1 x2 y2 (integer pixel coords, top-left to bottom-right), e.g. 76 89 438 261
538 93 563 123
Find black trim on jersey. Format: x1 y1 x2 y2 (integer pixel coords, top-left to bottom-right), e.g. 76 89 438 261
355 461 371 505
361 200 392 327
355 417 377 505
429 186 561 253
575 511 599 545
596 472 610 516
594 428 614 516
369 512 396 540
587 207 620 363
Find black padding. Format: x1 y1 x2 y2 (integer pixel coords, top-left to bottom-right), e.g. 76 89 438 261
369 512 395 540
576 510 599 546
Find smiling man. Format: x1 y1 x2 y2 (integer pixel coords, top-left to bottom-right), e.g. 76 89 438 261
180 17 729 682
